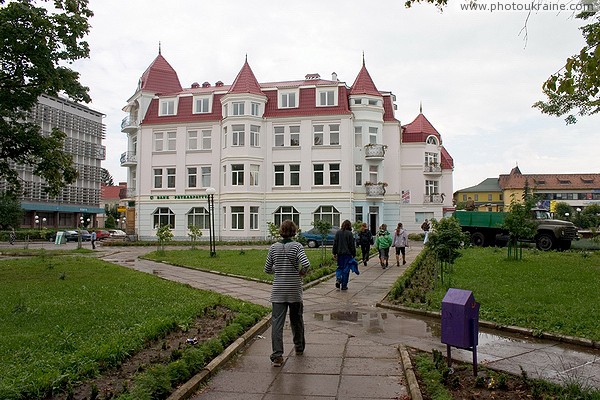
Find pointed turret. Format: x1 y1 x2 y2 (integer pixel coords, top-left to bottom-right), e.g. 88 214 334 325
402 113 441 142
228 58 263 95
139 52 182 94
350 58 380 96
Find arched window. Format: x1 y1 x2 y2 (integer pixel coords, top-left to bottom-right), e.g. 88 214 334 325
426 135 438 145
273 206 300 227
313 206 340 227
153 207 175 229
187 207 209 229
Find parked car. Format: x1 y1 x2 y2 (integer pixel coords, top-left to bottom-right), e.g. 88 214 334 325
93 230 111 240
299 227 339 248
108 229 127 238
66 230 91 241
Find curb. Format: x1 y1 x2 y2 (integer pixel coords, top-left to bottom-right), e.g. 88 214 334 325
167 314 272 400
398 345 423 400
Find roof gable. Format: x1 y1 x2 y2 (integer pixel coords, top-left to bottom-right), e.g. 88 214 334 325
350 62 380 96
402 113 441 143
140 53 182 94
228 59 263 95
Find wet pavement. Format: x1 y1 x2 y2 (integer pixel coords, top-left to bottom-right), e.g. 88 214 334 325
3 240 600 399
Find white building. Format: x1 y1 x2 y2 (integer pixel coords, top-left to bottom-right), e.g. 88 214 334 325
120 52 454 240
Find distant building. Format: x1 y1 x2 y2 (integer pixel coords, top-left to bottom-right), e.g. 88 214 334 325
453 178 504 212
120 52 454 240
98 182 128 228
1 94 105 228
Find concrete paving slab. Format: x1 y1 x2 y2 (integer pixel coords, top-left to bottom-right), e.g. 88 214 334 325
267 373 340 397
338 375 407 399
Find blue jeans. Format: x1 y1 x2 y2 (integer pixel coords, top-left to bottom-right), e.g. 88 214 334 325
335 254 353 289
271 302 305 361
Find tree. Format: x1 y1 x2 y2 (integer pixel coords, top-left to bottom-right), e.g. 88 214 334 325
312 219 333 262
101 168 114 186
504 195 537 259
0 192 24 230
0 0 93 196
156 224 173 252
188 224 202 249
553 201 573 221
426 217 469 265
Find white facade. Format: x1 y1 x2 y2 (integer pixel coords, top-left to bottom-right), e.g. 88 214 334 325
120 54 454 240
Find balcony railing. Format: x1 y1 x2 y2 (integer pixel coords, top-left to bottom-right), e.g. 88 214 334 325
423 194 445 204
423 163 442 174
365 183 386 198
120 151 137 166
364 144 386 159
121 115 138 132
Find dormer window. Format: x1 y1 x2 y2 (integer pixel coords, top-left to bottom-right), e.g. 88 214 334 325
317 88 337 106
426 135 439 145
279 91 297 108
159 99 176 116
194 96 211 114
558 179 571 184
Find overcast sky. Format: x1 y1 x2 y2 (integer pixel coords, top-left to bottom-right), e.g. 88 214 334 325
73 0 600 192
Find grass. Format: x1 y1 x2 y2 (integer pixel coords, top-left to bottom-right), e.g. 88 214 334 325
397 247 600 341
0 255 268 399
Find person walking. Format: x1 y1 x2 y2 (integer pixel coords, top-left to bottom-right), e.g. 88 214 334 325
375 224 392 269
356 222 373 266
91 230 97 249
264 220 311 368
332 219 357 291
392 222 409 266
421 219 431 244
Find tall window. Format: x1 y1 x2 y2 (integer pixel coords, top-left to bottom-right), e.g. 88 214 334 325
188 130 198 150
290 125 300 146
153 207 175 228
231 206 244 229
187 167 197 188
222 126 227 148
313 125 323 145
232 124 245 146
369 127 378 144
274 165 285 186
202 130 211 149
250 164 259 186
153 168 163 188
313 164 324 185
274 206 299 226
425 180 439 195
355 165 362 186
314 205 340 227
251 102 260 116
425 152 438 166
274 126 284 146
369 165 378 184
232 164 244 186
290 164 300 186
160 99 175 116
154 132 164 151
232 102 244 115
194 97 210 113
354 126 362 147
250 206 259 230
329 124 340 145
167 132 176 151
355 206 364 224
280 92 296 108
329 163 340 185
187 207 209 228
166 168 176 188
201 166 211 187
250 125 260 147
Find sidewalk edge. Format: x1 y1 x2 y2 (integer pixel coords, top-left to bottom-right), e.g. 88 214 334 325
398 344 423 400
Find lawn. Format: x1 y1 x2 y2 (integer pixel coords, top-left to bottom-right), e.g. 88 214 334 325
0 255 268 399
423 247 600 341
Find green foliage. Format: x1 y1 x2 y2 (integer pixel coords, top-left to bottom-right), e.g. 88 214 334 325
156 225 173 251
0 192 24 229
426 217 469 264
553 201 573 221
352 220 363 234
388 248 437 304
101 168 114 186
504 195 537 249
187 225 202 249
0 0 93 196
573 204 600 229
312 219 333 261
414 352 453 400
266 221 280 242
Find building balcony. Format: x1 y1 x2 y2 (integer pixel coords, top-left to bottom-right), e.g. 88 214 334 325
365 182 387 199
424 194 446 204
121 115 138 133
364 143 386 160
120 151 137 166
423 163 442 175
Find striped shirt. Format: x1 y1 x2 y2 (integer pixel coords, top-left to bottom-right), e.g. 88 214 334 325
264 240 311 303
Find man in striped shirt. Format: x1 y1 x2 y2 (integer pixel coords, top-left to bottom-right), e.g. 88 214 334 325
264 220 311 367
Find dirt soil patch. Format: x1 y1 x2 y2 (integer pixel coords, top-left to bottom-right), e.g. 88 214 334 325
50 306 236 400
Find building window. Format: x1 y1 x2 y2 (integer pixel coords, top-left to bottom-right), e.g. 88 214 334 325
188 130 198 150
369 127 378 144
355 126 362 147
167 132 176 151
222 126 227 148
317 89 336 106
187 207 209 229
426 135 438 145
231 206 244 229
250 206 259 230
280 91 297 108
313 125 323 145
202 130 211 149
415 211 434 224
201 166 211 187
274 206 299 226
232 164 244 186
314 205 340 227
251 102 260 116
153 207 175 228
355 165 362 186
274 126 284 146
250 164 259 186
290 125 300 146
154 132 164 151
222 165 227 186
313 164 324 185
166 168 176 188
188 167 197 188
232 124 245 146
274 165 285 186
329 124 340 145
425 180 439 195
425 152 439 166
159 99 175 116
474 194 479 201
369 165 378 183
329 163 340 185
290 164 300 186
488 194 493 201
355 206 364 224
153 168 163 188
194 97 210 113
250 125 260 147
462 194 467 201
232 102 245 116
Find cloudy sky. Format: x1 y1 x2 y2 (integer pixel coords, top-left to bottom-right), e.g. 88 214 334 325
73 0 599 192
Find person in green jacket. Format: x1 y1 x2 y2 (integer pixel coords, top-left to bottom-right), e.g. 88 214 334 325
375 224 392 269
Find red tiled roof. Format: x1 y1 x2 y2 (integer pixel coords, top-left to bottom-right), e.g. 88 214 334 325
382 95 397 122
440 146 454 170
101 184 127 201
401 113 441 143
499 169 600 190
350 63 380 96
263 86 351 118
228 59 263 95
140 53 182 94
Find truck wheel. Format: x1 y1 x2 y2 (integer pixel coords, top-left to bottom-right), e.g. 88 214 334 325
536 234 554 251
471 232 486 247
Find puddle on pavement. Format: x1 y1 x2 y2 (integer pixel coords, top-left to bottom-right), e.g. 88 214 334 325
313 311 390 333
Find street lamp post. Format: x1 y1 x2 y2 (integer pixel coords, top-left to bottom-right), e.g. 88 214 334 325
35 215 39 230
78 216 84 249
206 187 216 257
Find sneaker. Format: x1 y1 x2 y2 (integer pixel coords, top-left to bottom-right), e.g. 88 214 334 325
341 286 348 291
363 260 367 266
380 262 384 268
403 260 407 265
335 280 340 289
295 350 304 356
271 357 284 367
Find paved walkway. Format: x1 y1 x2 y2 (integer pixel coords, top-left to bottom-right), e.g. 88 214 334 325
3 240 600 399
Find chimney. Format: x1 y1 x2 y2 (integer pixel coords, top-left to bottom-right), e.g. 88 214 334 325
215 81 224 87
202 82 211 88
332 72 338 81
191 82 200 88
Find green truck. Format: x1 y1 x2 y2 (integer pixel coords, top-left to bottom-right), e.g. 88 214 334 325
454 209 578 251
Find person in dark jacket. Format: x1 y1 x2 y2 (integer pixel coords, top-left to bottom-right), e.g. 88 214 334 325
356 222 373 266
332 219 356 291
